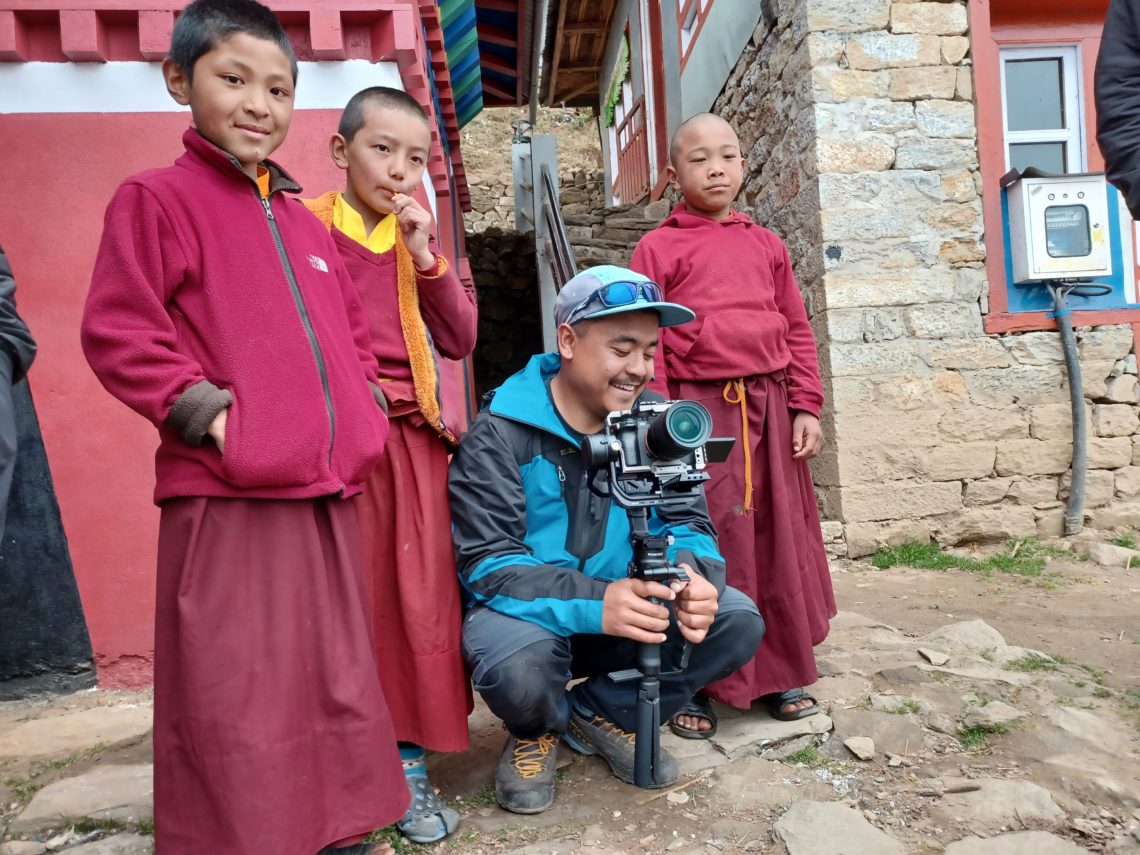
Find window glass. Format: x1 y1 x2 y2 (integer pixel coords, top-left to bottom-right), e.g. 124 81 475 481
1009 141 1066 175
1044 205 1091 258
1005 59 1064 131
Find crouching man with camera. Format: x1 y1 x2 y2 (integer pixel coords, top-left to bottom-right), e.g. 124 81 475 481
449 265 765 814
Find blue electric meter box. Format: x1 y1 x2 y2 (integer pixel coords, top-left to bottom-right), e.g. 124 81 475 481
1000 168 1139 312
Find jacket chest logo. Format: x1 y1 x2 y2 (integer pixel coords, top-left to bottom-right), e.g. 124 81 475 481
308 254 329 273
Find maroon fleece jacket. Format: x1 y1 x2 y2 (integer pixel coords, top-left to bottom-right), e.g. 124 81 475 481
82 129 389 503
630 202 825 417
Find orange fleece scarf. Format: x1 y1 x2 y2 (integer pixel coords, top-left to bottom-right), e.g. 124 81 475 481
304 191 457 449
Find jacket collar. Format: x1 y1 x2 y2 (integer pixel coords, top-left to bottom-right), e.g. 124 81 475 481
178 128 302 196
661 200 753 230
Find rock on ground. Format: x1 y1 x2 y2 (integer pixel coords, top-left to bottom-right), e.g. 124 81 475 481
65 836 153 854
774 801 907 855
944 830 1088 854
932 778 1065 831
0 707 152 760
922 619 1006 652
9 765 153 835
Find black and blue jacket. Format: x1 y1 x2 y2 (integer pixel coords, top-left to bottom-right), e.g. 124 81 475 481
448 352 727 637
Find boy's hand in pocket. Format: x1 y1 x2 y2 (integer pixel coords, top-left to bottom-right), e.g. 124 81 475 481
207 408 228 454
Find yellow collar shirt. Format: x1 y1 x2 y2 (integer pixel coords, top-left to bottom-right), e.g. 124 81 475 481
332 193 397 253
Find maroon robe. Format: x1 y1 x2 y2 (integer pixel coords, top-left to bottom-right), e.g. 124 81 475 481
154 497 408 853
331 232 477 751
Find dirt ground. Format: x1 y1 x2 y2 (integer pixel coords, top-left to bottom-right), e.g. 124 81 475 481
829 546 1140 694
3 539 1139 854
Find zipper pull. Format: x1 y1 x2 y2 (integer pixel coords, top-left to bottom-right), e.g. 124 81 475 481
261 197 275 220
556 465 566 483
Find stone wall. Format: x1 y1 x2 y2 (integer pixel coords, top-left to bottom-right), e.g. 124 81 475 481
712 0 1140 557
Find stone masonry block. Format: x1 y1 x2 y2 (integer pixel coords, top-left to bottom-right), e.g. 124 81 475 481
814 136 897 173
932 505 1038 545
847 33 941 70
1135 435 1140 465
812 67 891 102
995 439 1073 476
1005 332 1064 365
804 0 891 32
890 66 959 101
845 518 934 558
1035 506 1065 538
1030 402 1092 440
1077 326 1135 362
821 269 980 308
1006 475 1060 507
1092 404 1139 437
938 406 1029 441
941 36 970 64
815 99 916 137
965 477 1013 506
941 170 977 202
1082 361 1125 400
895 137 978 170
823 340 931 377
915 100 976 138
890 2 968 35
1088 437 1134 469
876 371 970 412
923 338 1011 370
962 366 1065 406
1060 469 1116 508
1102 374 1139 404
825 479 963 523
923 442 997 480
956 67 973 100
1115 466 1140 497
1088 500 1140 529
920 201 982 236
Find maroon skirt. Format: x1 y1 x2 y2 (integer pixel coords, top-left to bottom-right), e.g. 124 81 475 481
154 496 408 854
354 415 472 752
668 372 837 708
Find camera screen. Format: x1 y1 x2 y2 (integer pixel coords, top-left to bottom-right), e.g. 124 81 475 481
1043 204 1091 258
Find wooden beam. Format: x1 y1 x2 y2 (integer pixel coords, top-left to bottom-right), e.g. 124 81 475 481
475 0 518 12
557 63 600 73
563 22 603 33
480 54 517 76
478 23 517 48
481 78 516 102
547 0 569 106
553 77 596 103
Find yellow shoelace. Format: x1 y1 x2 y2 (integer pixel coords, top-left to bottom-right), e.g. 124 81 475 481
511 733 559 779
589 715 635 746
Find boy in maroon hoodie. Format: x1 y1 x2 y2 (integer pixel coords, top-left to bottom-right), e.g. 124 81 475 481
302 87 477 845
80 1 406 852
630 113 837 735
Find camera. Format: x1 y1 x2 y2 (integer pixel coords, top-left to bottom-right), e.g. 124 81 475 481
581 399 733 509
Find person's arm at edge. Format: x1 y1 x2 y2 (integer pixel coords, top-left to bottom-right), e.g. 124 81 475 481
630 238 670 397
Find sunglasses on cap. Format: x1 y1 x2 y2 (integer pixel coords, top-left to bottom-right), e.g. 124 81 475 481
565 281 665 326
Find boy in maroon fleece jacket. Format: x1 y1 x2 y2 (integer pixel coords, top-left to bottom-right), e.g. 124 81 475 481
630 113 836 736
80 1 405 852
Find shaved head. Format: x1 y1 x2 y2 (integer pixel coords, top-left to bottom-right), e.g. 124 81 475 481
669 112 739 164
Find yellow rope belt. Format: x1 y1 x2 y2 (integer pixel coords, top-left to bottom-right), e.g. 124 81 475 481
723 378 754 515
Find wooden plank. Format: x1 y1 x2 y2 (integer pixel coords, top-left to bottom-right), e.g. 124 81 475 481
479 53 517 76
547 0 568 105
474 0 518 12
478 22 517 48
481 78 516 102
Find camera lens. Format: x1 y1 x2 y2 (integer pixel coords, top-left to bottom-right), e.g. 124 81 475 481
646 402 713 460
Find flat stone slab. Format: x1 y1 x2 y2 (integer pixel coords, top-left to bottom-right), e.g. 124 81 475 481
774 801 907 855
67 835 153 854
944 831 1087 854
710 707 832 757
932 778 1065 831
10 764 153 835
962 700 1027 729
922 619 1006 652
0 706 152 760
829 707 926 758
0 843 48 855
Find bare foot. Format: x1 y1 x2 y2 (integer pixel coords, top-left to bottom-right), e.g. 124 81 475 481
775 698 815 715
370 845 395 855
672 713 713 732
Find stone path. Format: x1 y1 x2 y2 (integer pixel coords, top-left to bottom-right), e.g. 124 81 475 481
2 606 1139 853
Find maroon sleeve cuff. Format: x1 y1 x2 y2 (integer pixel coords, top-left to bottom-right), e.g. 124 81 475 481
414 253 449 280
166 379 233 445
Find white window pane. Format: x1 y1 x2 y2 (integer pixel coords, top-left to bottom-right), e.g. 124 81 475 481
1005 59 1065 131
1010 141 1067 174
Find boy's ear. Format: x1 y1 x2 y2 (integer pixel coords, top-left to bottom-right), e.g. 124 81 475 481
665 163 678 188
329 133 350 170
162 58 191 106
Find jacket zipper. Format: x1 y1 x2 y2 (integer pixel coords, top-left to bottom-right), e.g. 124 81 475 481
259 193 337 469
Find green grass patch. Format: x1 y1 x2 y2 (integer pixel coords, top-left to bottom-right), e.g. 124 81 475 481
957 723 1008 750
1111 529 1137 550
453 784 496 808
1004 653 1057 673
1094 687 1113 699
366 826 412 852
784 744 836 769
136 818 155 837
3 751 82 803
870 539 1058 580
887 698 923 715
72 817 121 834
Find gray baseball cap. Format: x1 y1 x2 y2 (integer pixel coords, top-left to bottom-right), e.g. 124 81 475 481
553 265 695 328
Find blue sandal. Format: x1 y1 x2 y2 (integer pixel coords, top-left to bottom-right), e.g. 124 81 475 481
396 751 460 844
